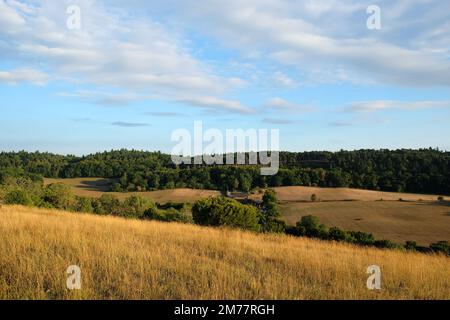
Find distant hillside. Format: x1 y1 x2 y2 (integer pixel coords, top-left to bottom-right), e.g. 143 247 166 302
1 205 449 299
1 149 449 195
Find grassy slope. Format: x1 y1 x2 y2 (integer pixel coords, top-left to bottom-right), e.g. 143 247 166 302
0 205 449 300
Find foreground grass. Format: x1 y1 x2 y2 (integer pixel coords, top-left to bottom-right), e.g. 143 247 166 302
0 206 449 300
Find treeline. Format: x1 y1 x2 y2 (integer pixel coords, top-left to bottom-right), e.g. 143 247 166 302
1 148 449 195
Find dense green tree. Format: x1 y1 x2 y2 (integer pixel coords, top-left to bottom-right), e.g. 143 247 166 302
328 227 348 242
3 189 33 206
42 183 73 209
295 215 328 238
121 195 156 219
192 197 261 232
260 189 285 233
429 241 450 255
94 194 122 215
72 196 94 213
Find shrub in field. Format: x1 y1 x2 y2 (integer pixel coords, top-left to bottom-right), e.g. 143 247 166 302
192 197 261 232
72 196 94 213
347 231 375 246
110 183 122 192
158 201 185 211
328 227 349 242
3 189 33 206
121 195 156 219
405 241 418 251
42 183 73 209
262 189 277 206
164 208 192 223
94 194 122 215
260 189 285 233
430 241 450 255
295 215 328 238
261 218 286 233
145 207 192 224
374 239 399 249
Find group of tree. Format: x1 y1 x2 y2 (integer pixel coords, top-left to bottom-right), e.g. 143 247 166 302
192 189 286 233
0 148 449 195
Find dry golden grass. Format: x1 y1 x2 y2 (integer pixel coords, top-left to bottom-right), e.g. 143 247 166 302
44 178 220 203
1 205 449 300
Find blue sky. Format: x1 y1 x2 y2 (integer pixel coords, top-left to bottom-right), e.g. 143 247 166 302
0 0 449 155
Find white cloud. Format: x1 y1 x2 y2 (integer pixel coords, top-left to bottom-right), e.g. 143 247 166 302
271 71 298 88
344 100 450 113
265 97 312 113
0 0 26 32
152 0 450 87
58 90 147 106
177 96 254 114
0 68 49 85
0 0 245 112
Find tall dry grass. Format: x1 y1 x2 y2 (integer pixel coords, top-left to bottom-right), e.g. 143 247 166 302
0 205 449 300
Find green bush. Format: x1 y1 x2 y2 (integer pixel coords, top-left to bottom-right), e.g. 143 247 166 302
374 239 399 249
429 241 450 255
260 189 285 233
192 197 261 232
328 227 349 242
164 208 192 223
295 215 328 238
347 231 375 246
72 196 94 213
42 183 73 209
158 201 185 210
3 189 33 206
121 195 156 218
110 183 122 192
93 194 122 215
405 241 418 251
262 189 277 206
262 218 286 233
147 207 193 223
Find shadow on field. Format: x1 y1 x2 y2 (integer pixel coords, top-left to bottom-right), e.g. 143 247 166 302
413 200 450 216
78 179 112 192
